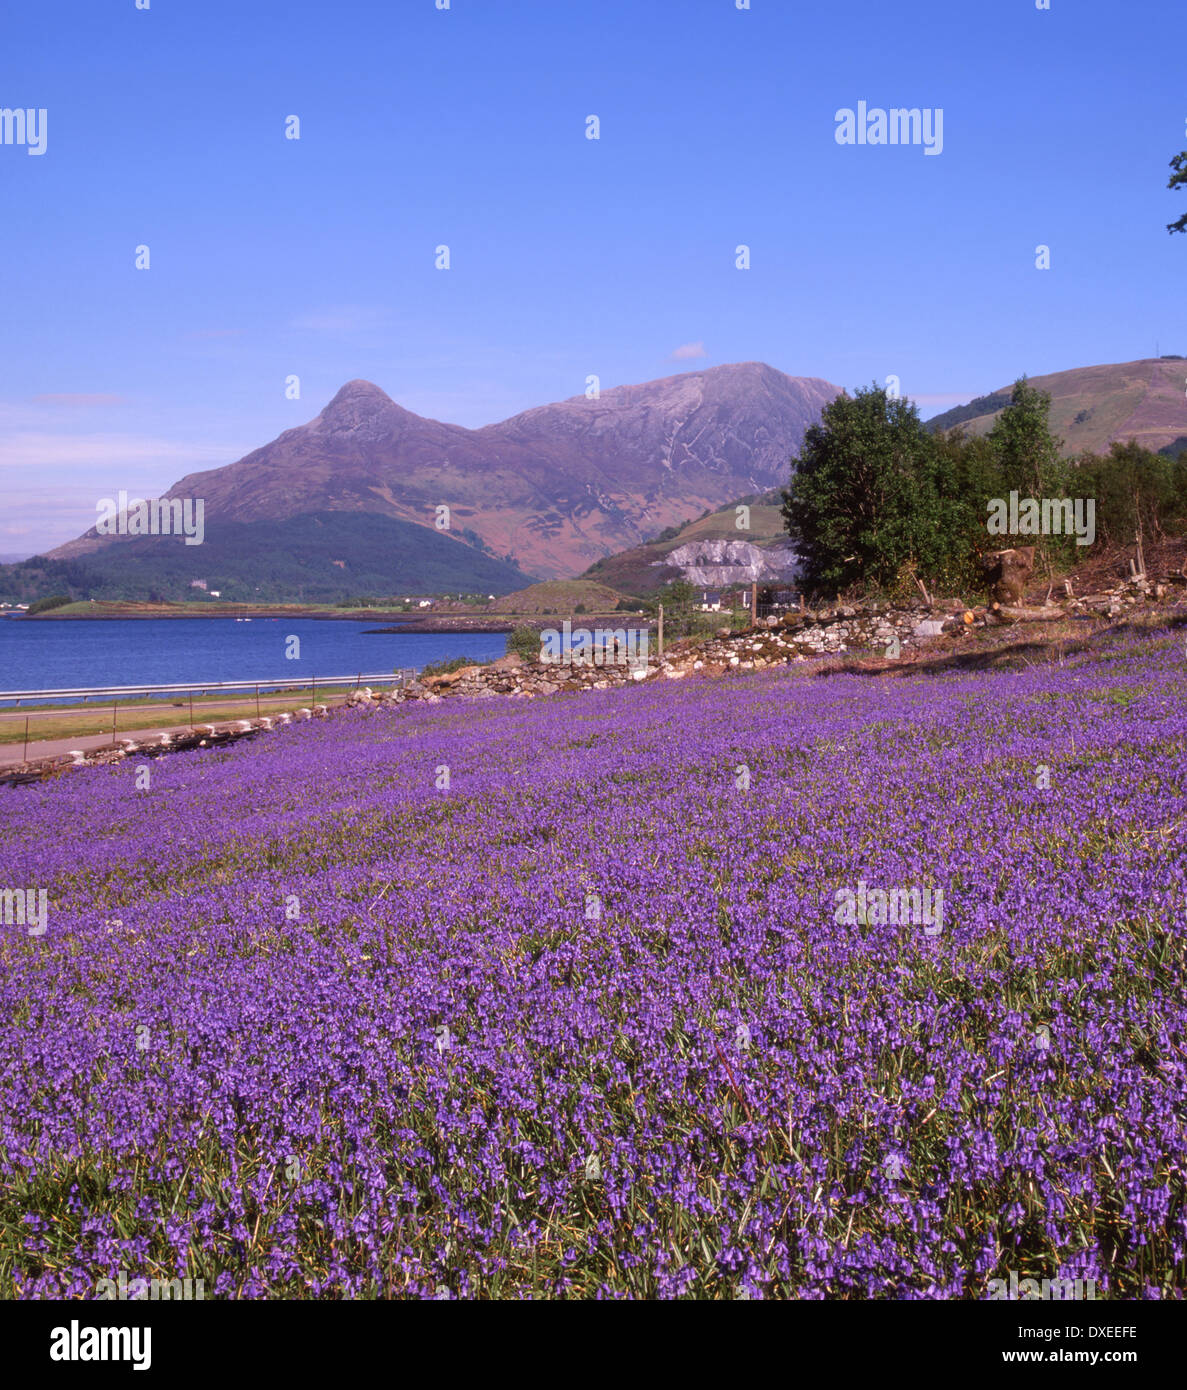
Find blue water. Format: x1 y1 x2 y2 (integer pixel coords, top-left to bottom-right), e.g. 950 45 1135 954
0 618 508 694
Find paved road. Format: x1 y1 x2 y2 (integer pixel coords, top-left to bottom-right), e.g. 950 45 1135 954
0 723 220 768
0 696 353 769
0 692 333 722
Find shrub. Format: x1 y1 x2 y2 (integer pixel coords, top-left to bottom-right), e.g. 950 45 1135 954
507 625 541 662
27 594 73 615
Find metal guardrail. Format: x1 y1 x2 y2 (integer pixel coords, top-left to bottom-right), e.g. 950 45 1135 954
0 669 425 765
0 670 419 705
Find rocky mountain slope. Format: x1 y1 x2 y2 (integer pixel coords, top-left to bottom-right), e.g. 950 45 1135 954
580 489 793 597
50 365 842 585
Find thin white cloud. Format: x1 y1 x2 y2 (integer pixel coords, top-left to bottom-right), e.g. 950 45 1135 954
31 393 127 408
670 341 708 361
0 433 232 470
0 479 195 554
290 306 391 336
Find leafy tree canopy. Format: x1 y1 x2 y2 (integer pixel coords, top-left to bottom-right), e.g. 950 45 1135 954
781 384 978 595
1168 151 1187 234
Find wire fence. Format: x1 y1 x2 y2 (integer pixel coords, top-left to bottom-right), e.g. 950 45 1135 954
0 669 421 707
0 669 425 762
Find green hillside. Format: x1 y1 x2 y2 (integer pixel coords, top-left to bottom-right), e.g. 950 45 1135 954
0 512 535 605
928 358 1187 456
488 580 633 614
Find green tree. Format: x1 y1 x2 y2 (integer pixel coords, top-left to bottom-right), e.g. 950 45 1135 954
781 384 974 595
986 377 1065 499
26 593 73 614
1073 442 1179 547
986 377 1073 567
654 579 696 611
506 625 541 662
931 426 1003 575
1167 151 1187 234
649 578 705 638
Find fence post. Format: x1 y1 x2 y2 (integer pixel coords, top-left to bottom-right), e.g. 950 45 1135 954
23 716 28 762
751 582 757 626
112 702 117 748
657 604 664 659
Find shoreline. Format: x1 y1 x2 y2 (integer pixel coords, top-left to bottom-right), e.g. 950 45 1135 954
5 608 517 633
3 604 651 635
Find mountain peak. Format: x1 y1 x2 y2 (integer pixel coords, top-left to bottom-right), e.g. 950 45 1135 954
324 379 396 412
52 364 844 580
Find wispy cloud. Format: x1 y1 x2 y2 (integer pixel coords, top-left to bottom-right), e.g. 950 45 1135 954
670 341 708 361
0 485 132 555
0 433 232 470
31 393 127 408
291 306 391 336
0 468 230 554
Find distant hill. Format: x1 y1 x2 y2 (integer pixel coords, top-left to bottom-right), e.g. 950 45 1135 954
27 355 1181 607
928 357 1187 456
0 513 532 605
47 365 841 592
488 579 631 614
581 489 796 598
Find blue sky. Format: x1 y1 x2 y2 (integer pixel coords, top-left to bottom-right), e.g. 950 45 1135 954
1 0 1184 554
